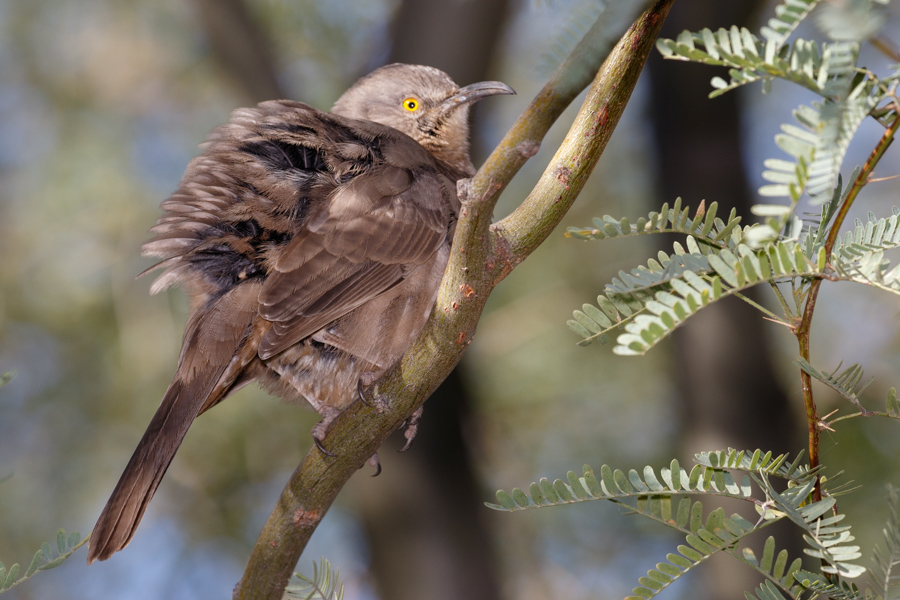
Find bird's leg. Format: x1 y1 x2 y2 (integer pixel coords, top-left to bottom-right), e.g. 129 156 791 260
310 406 341 457
399 407 424 452
311 408 380 474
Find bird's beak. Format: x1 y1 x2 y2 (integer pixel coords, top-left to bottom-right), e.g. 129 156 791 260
436 81 516 115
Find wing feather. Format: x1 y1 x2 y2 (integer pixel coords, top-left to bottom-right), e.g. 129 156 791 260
138 99 454 362
257 169 449 359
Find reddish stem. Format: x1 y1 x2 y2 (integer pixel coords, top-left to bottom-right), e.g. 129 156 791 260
797 111 900 501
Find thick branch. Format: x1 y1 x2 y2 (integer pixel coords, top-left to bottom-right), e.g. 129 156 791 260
491 2 670 280
234 2 673 598
471 0 655 203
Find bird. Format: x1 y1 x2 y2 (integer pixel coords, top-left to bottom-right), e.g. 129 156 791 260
87 64 514 564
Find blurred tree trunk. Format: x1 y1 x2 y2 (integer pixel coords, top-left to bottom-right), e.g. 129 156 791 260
647 2 803 598
350 3 509 600
189 0 285 103
387 0 509 88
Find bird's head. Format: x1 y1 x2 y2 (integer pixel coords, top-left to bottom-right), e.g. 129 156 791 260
332 63 514 175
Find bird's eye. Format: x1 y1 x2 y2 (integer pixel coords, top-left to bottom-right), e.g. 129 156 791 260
402 98 419 111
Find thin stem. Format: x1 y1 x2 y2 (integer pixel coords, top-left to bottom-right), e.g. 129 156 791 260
6 532 92 592
823 115 900 256
731 290 789 324
768 281 796 320
871 35 900 62
828 411 900 427
796 111 900 501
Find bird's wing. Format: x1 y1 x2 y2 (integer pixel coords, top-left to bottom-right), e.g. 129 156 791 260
140 100 341 302
139 100 453 361
256 164 450 359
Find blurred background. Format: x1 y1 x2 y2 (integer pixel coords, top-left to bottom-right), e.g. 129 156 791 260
2 0 900 598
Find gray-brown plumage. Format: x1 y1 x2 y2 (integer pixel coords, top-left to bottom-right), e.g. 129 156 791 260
87 64 513 564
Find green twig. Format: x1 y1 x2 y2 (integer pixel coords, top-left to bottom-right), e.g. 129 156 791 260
768 281 797 320
827 411 900 427
1 532 89 594
732 290 790 325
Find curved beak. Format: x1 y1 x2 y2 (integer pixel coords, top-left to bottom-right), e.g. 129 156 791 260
437 81 516 115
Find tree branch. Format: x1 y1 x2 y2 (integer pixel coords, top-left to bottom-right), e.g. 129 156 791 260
795 109 900 501
233 2 674 598
470 0 657 203
491 2 669 280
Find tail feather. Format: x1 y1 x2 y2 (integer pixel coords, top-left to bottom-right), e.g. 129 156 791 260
88 282 262 563
87 374 222 563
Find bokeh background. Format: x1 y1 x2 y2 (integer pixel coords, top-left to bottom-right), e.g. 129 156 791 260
2 1 900 599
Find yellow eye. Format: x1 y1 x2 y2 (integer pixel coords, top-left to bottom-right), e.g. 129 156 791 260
402 98 419 111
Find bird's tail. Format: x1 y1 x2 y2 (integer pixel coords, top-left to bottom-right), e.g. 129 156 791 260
87 374 221 563
88 283 262 564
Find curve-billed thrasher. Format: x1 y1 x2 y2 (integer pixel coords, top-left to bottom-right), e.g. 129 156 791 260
88 64 513 563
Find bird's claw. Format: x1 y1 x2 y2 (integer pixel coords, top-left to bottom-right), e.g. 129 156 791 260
313 434 336 457
357 378 390 412
368 453 382 477
399 407 424 452
357 378 371 407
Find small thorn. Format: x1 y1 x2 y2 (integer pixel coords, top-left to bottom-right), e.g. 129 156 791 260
762 316 793 328
868 173 900 184
818 408 840 432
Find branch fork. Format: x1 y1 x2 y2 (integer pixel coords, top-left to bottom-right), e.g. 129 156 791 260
234 2 674 598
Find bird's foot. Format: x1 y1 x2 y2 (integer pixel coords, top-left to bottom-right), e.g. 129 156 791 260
367 453 382 477
310 411 339 457
399 407 424 452
356 378 389 412
357 378 371 407
312 433 336 457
